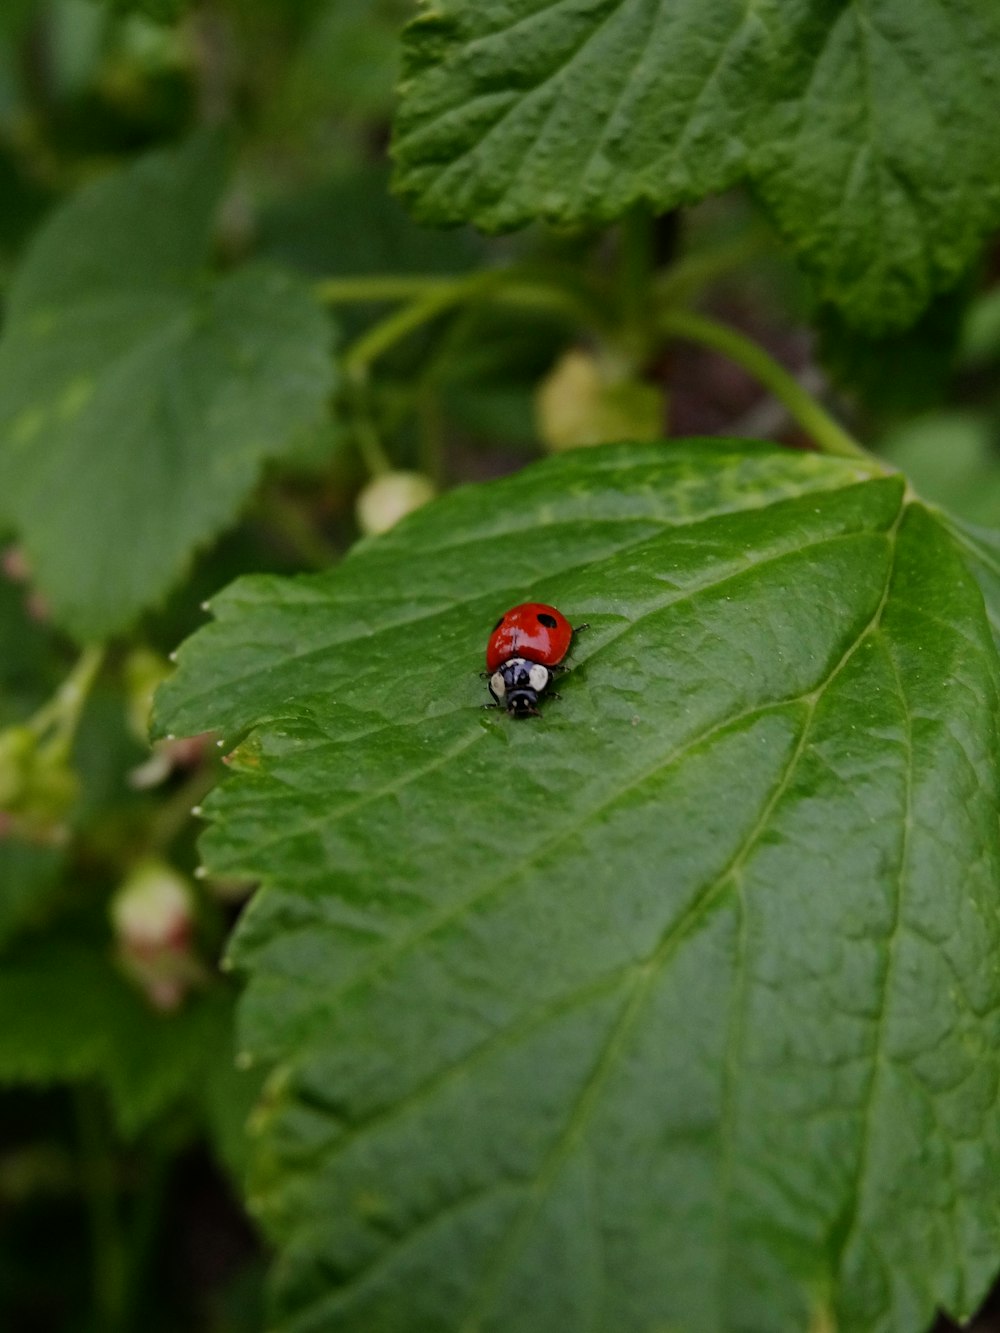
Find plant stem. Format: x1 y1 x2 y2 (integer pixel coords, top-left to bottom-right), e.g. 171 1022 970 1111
343 272 508 376
655 230 771 307
74 1087 127 1333
342 268 605 376
659 309 873 463
316 275 457 305
619 205 656 359
145 759 221 852
349 390 394 478
416 384 446 487
30 643 105 751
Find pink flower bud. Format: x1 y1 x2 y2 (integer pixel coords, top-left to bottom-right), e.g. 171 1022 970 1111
110 860 203 1011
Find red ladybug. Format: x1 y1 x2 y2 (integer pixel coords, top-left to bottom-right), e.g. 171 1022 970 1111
485 603 579 716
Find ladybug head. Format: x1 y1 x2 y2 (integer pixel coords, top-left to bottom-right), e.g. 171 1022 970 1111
488 657 552 716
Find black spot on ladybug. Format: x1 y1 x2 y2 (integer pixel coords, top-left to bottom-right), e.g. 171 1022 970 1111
537 613 558 628
492 617 504 632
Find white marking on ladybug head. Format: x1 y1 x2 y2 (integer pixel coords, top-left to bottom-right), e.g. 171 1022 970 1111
490 670 506 697
528 663 550 693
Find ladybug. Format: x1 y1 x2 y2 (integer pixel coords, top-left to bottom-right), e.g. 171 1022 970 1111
484 603 580 716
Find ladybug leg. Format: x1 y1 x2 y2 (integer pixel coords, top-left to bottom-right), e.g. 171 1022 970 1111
478 670 491 679
549 663 568 673
481 701 501 710
573 622 590 633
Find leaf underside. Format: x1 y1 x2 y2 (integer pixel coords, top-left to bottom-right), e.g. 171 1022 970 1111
0 135 334 640
156 441 1000 1333
392 0 1000 331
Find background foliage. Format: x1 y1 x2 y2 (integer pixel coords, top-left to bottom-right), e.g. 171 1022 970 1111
2 2 1000 1331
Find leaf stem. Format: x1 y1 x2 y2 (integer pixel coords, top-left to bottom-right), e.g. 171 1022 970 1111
416 384 447 487
30 644 105 754
342 268 604 376
316 275 458 305
654 230 771 307
619 205 656 359
659 309 872 462
145 759 221 853
342 272 507 376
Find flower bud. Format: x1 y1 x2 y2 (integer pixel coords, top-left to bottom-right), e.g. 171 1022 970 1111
0 725 77 840
110 860 203 1011
535 347 663 451
356 471 435 537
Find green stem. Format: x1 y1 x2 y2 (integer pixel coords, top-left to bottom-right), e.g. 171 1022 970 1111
145 759 221 853
344 272 508 376
655 230 770 307
75 1088 127 1333
316 275 456 305
342 268 605 377
30 644 105 753
619 205 656 358
350 392 394 478
659 309 873 463
416 384 446 487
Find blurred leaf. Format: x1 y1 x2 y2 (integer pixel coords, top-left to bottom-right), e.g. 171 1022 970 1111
0 578 61 725
201 1034 265 1184
960 284 1000 369
278 0 409 122
0 840 64 949
0 149 55 270
256 162 481 281
97 0 189 20
940 517 1000 651
434 304 576 448
157 441 1000 1332
0 134 336 640
881 412 1000 528
394 1 1000 331
818 287 967 414
47 0 108 101
0 936 238 1136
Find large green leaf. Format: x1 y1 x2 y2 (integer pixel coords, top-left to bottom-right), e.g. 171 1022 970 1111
0 135 335 640
156 442 1000 1332
392 1 1000 330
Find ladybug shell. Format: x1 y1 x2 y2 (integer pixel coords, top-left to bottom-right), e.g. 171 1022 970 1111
486 603 573 673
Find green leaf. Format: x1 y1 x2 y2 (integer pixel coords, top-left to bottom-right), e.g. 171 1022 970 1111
392 1 1000 331
0 936 236 1137
0 135 335 640
940 516 1000 652
818 289 967 415
0 839 64 949
879 413 1000 529
97 0 188 21
157 441 1000 1331
0 576 62 725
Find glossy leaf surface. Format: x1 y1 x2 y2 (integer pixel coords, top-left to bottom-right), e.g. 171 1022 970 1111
157 441 1000 1332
